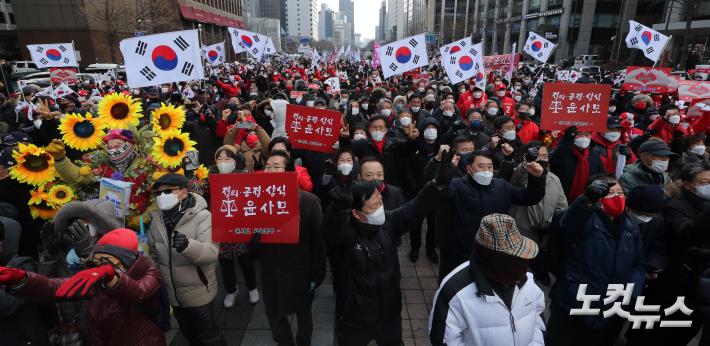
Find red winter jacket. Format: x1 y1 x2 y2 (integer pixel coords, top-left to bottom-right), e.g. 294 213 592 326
296 165 313 192
215 80 240 98
588 133 637 175
14 255 164 346
500 97 515 116
457 92 487 116
517 120 540 145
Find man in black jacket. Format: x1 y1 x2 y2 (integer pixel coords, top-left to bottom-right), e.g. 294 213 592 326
437 150 546 280
324 150 457 346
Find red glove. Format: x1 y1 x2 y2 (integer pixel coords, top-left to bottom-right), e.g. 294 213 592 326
0 266 27 285
55 264 116 297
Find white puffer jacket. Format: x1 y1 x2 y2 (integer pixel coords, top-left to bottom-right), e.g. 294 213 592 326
428 260 546 346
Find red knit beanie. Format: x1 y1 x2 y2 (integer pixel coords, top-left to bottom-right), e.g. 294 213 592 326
94 228 139 267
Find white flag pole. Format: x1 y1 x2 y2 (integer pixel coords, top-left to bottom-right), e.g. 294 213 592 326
652 34 672 67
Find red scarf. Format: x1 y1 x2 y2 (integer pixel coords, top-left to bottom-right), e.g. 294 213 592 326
372 138 385 154
568 146 590 204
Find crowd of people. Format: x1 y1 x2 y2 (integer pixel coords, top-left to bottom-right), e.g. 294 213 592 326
0 54 709 346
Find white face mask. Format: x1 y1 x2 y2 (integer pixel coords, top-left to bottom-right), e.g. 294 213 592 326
603 131 621 143
487 107 498 116
574 137 591 149
690 145 706 156
295 97 303 103
381 109 392 117
365 205 386 225
217 161 236 173
33 119 43 129
502 130 516 141
157 192 180 210
627 210 654 224
337 163 353 175
423 128 438 140
649 159 668 173
529 109 536 116
513 95 522 102
306 100 315 107
497 91 505 97
696 184 710 200
418 87 425 93
472 171 494 186
669 115 681 124
264 109 273 117
399 117 412 127
609 106 617 113
473 92 482 98
370 130 385 141
353 133 368 141
362 104 369 110
351 107 360 115
410 106 420 113
443 110 454 117
161 87 169 94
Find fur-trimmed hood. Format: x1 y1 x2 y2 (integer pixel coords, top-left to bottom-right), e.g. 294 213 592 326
54 199 123 236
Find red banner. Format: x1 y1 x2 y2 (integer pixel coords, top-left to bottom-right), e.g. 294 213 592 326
210 172 300 244
686 98 710 117
541 83 611 132
49 67 78 85
622 66 677 93
285 104 340 153
678 81 710 102
484 53 521 75
289 91 307 99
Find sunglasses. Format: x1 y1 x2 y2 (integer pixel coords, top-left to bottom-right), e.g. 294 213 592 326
154 188 177 195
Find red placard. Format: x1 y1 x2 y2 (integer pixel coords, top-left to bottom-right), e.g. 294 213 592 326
678 81 710 102
484 53 521 74
622 66 677 93
289 90 306 99
50 67 78 84
210 172 300 244
686 98 710 117
285 104 340 153
541 83 611 132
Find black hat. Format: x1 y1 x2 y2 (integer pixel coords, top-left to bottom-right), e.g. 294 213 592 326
152 173 189 190
639 140 677 157
0 147 15 167
607 116 623 129
2 131 31 147
627 186 664 214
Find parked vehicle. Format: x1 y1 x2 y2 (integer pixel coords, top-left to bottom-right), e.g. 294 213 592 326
574 55 604 67
11 61 40 74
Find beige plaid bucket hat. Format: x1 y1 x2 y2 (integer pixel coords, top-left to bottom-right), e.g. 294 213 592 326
475 213 539 259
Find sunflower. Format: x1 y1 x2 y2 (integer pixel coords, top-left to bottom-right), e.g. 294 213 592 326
58 113 106 151
9 143 56 186
152 103 186 137
47 184 75 206
152 167 185 181
194 164 209 181
151 130 195 168
98 93 143 129
28 187 59 220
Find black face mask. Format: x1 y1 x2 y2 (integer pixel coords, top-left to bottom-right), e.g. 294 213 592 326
518 112 530 120
425 102 436 110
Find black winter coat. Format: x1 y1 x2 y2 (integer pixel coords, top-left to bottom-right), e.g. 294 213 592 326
259 190 326 318
324 182 444 329
341 134 414 190
184 115 223 167
437 173 546 264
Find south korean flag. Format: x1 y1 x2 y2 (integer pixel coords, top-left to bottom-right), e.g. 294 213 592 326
27 43 78 67
443 42 485 85
119 29 204 88
201 42 226 66
439 37 472 58
625 20 669 64
523 32 556 63
228 27 268 61
264 37 277 56
377 33 429 79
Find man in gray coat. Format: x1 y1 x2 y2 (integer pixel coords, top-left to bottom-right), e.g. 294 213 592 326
148 173 224 346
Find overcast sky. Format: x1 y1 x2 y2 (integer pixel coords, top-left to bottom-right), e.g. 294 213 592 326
320 0 378 41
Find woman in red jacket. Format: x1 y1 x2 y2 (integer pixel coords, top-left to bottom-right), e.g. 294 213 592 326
0 228 165 346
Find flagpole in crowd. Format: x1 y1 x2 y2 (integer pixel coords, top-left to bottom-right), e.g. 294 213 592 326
652 34 672 68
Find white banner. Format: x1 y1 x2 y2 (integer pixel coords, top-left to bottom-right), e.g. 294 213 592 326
119 29 204 88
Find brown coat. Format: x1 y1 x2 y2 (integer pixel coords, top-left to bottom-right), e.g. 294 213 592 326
14 255 165 346
223 125 271 172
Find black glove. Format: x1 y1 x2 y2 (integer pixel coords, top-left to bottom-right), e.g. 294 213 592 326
40 222 65 257
564 125 578 139
616 144 631 158
435 149 457 187
247 232 262 252
209 75 218 83
584 180 613 203
329 185 353 211
524 146 539 162
67 220 94 259
172 232 189 253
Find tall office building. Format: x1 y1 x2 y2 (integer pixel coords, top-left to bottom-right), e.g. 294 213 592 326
386 0 405 40
333 11 352 46
285 0 318 39
319 3 334 40
339 0 355 42
376 1 387 41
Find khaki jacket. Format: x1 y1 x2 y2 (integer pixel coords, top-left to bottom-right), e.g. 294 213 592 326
148 193 219 307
